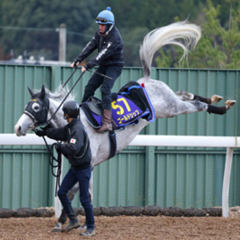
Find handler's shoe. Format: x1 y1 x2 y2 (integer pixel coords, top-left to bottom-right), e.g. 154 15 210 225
80 229 95 237
61 219 80 232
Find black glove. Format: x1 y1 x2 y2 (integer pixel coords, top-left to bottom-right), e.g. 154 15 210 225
83 65 89 70
35 129 47 137
41 122 51 130
74 58 81 67
55 142 62 152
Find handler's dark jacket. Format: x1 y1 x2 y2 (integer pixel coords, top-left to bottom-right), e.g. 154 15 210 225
77 26 124 69
45 118 91 169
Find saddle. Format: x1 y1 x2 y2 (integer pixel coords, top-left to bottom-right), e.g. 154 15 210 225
80 81 155 131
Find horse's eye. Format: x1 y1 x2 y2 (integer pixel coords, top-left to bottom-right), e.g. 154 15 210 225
32 102 40 112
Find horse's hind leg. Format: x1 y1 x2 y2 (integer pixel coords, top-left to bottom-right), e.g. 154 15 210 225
175 90 223 104
210 95 223 104
172 97 236 117
207 100 236 114
194 94 223 104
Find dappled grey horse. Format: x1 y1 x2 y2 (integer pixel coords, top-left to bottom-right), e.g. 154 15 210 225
15 21 236 231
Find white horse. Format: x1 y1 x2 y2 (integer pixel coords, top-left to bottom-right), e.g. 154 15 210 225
14 21 236 230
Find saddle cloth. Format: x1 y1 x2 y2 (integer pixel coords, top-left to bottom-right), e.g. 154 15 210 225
80 81 155 131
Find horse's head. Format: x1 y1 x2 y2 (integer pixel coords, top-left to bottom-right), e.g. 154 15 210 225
15 85 49 136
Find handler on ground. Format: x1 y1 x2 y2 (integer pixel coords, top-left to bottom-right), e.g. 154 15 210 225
35 100 95 237
70 6 124 133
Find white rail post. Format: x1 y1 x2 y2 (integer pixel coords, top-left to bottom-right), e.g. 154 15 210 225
222 147 234 217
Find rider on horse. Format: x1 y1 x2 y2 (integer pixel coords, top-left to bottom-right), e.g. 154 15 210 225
71 7 124 133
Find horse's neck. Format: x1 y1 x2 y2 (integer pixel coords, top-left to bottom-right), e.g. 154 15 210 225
48 99 67 128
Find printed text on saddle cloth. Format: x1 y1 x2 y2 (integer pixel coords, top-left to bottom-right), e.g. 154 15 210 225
112 96 143 126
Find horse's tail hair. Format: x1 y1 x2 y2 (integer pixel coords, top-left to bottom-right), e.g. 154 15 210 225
139 21 201 78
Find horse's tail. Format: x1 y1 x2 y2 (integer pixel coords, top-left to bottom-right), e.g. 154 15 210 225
139 21 201 78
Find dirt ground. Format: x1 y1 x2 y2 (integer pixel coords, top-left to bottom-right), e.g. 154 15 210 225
1 208 240 240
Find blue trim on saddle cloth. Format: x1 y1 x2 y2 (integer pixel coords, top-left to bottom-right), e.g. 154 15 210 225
120 85 155 123
80 83 155 130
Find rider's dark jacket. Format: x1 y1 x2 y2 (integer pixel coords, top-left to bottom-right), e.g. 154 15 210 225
76 26 124 69
45 118 91 169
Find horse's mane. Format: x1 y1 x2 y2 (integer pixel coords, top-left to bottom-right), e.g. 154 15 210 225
139 21 201 78
34 85 75 102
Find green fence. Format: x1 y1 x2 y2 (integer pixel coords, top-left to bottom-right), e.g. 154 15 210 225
0 64 239 209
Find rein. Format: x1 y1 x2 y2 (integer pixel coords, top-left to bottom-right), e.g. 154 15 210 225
47 70 85 124
75 67 113 80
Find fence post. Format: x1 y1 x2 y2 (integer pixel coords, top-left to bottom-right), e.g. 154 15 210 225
144 124 156 205
222 147 234 217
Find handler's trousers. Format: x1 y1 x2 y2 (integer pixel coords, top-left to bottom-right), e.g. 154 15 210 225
58 166 94 230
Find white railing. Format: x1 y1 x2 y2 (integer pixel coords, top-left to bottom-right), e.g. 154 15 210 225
0 134 239 217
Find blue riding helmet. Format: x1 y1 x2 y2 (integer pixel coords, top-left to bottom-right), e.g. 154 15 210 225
96 6 114 25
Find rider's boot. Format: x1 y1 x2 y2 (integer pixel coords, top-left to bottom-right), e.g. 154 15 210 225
97 109 113 133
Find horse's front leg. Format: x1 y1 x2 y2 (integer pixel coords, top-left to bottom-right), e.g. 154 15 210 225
89 171 94 204
52 182 80 232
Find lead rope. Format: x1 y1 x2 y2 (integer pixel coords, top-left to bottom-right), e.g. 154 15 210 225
45 138 62 197
33 129 62 197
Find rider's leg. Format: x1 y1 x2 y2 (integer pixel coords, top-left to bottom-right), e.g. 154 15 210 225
97 66 122 133
81 66 104 103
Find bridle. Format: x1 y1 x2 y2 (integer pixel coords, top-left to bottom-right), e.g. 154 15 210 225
24 96 50 129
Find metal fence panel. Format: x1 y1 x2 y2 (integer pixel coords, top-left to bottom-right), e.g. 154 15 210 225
0 64 239 209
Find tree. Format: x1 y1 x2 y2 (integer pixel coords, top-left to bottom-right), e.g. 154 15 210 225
155 0 240 69
0 0 99 60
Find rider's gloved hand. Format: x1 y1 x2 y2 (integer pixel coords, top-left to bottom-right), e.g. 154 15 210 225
73 58 81 67
35 129 47 137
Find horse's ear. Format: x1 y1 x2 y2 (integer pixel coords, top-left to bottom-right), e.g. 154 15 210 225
28 87 34 97
40 85 46 99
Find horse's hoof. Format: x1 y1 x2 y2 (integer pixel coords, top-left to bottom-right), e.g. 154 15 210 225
211 95 223 104
52 222 62 232
78 224 87 230
52 228 62 232
225 100 236 109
